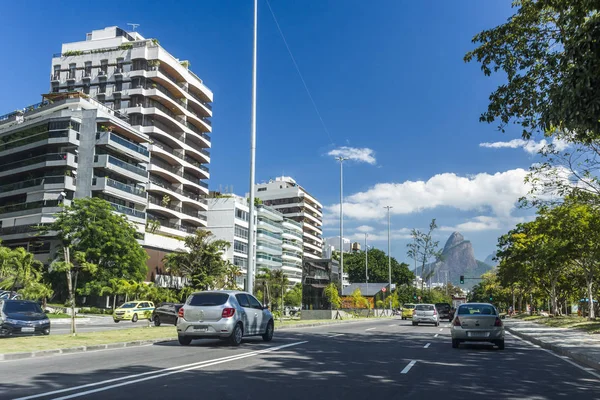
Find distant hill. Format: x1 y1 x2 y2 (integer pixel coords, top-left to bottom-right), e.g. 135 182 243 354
484 253 499 267
427 232 494 289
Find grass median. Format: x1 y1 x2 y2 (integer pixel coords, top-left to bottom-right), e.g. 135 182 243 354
0 316 384 354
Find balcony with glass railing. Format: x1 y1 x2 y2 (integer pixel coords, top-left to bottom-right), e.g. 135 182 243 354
283 228 303 239
109 202 146 220
0 176 67 195
107 133 149 158
257 229 282 241
0 130 77 154
94 177 147 198
105 155 148 178
0 200 62 215
0 153 74 173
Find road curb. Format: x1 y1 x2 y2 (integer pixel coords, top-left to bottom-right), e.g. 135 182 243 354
0 337 177 361
277 317 393 331
506 326 600 372
0 318 393 361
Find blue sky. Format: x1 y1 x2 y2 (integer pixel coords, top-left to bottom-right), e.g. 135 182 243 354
0 1 543 263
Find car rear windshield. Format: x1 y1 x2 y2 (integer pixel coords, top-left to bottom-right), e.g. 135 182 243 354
3 301 43 313
457 305 497 315
189 293 229 306
435 303 450 310
415 305 434 311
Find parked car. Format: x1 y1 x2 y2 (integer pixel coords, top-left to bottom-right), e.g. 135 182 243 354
435 302 452 321
401 303 416 320
177 290 274 346
412 303 440 326
451 303 505 350
113 301 155 323
0 299 51 337
152 302 182 326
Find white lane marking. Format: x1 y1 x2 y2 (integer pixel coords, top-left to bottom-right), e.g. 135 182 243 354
439 328 443 331
424 343 431 348
325 333 344 338
365 327 376 331
507 332 600 380
400 360 417 374
434 334 439 338
388 324 396 327
15 341 307 400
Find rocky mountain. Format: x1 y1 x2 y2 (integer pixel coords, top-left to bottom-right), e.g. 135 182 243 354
484 253 499 267
428 232 493 288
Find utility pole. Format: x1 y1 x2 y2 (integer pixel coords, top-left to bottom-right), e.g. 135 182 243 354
365 233 368 298
384 206 393 312
337 157 348 289
245 0 258 295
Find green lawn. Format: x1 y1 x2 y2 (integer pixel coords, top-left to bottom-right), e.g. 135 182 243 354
514 314 600 334
46 313 71 319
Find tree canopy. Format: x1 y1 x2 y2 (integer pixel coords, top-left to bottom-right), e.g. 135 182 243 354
342 247 413 287
41 197 148 295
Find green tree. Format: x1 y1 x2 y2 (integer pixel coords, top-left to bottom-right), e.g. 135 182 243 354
344 248 413 286
324 282 341 310
40 197 148 298
465 0 600 144
216 262 243 290
0 245 53 307
284 283 302 307
163 230 230 291
351 288 369 309
407 219 443 293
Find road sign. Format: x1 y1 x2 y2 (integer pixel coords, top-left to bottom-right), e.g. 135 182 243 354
382 287 387 293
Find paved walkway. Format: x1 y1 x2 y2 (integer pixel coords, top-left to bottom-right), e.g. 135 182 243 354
504 318 600 372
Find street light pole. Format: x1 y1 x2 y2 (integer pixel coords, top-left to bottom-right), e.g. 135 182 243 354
365 233 368 298
384 206 393 311
336 156 348 289
246 0 258 295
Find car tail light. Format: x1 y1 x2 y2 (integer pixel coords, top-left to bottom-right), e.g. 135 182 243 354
454 316 461 326
222 307 235 318
494 317 503 327
178 307 184 318
433 308 437 315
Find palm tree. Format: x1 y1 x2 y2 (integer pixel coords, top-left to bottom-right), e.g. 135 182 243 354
255 267 273 307
217 262 243 290
5 247 43 292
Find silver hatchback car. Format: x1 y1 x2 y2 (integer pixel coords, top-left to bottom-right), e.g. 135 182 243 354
451 303 505 349
177 290 274 346
412 303 440 326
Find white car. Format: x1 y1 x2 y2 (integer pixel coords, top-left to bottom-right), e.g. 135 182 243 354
412 303 440 326
451 303 505 349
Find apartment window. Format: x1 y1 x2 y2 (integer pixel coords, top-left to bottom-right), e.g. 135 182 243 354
83 84 90 95
67 85 74 92
84 61 92 77
51 83 59 93
116 58 124 72
257 188 266 192
53 65 60 80
234 240 248 254
235 208 248 222
68 63 76 79
114 99 121 110
234 225 248 240
100 60 108 74
233 256 247 269
114 81 123 92
98 83 106 94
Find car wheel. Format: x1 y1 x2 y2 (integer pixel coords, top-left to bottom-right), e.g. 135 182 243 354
262 320 274 342
113 319 120 323
178 335 192 346
496 340 505 350
154 316 161 327
132 313 138 323
229 323 243 346
435 322 439 327
452 339 459 349
43 329 50 336
412 322 417 326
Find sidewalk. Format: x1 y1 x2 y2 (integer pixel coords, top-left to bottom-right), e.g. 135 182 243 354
50 315 114 325
504 318 600 372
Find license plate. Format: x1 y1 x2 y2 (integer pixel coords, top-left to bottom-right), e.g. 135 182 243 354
468 331 489 338
194 326 208 332
21 327 34 333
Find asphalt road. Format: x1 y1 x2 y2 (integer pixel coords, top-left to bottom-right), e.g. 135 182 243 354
1 318 599 400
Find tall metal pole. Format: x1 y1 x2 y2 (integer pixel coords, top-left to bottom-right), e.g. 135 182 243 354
365 233 368 298
384 206 393 311
337 157 348 288
246 0 258 294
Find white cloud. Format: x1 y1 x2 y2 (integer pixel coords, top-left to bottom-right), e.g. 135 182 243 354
355 225 375 233
326 168 530 221
346 228 413 242
327 146 376 164
479 138 569 155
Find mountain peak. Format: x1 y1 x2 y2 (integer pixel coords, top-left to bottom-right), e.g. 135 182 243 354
444 231 465 251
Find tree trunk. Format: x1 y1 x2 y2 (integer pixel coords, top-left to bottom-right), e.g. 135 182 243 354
113 295 116 310
64 246 76 336
551 279 559 316
587 275 595 320
518 294 523 313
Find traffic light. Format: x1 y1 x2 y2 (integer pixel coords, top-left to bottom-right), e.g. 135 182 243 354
413 293 417 300
489 296 493 301
460 275 464 284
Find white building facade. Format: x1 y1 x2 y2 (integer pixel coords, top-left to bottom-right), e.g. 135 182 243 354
50 26 212 239
255 177 323 260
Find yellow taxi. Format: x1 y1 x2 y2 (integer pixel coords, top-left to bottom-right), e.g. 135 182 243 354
401 303 416 320
113 301 155 323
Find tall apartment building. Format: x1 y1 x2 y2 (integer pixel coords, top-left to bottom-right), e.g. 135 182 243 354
50 26 212 239
0 93 149 255
255 176 323 260
206 196 303 286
